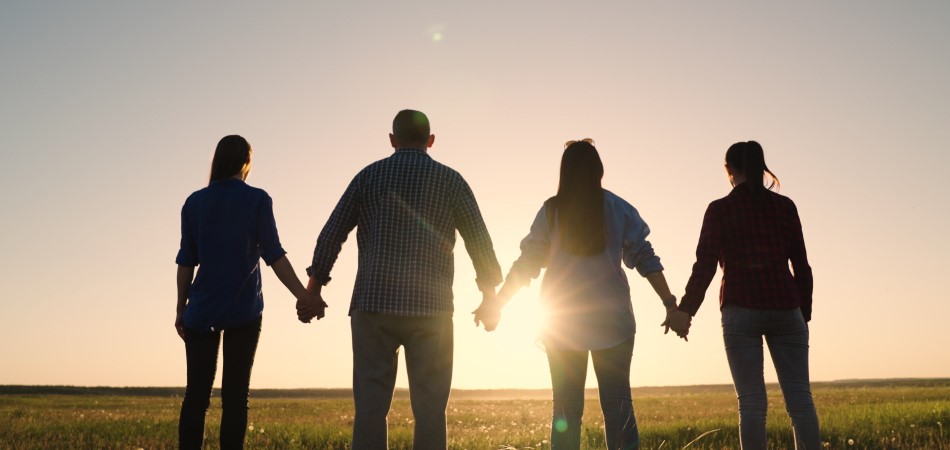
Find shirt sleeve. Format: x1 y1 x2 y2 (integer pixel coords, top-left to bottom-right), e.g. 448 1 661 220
175 200 199 267
258 194 287 266
621 205 663 276
452 178 503 292
308 174 361 285
506 203 552 286
679 201 723 316
788 200 814 321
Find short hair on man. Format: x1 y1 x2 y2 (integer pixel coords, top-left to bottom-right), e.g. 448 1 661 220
392 109 430 145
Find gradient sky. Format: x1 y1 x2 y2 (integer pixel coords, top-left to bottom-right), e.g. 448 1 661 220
1 2 948 390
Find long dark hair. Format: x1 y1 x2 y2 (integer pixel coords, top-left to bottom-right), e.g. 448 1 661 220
725 141 780 198
551 140 606 256
209 135 251 184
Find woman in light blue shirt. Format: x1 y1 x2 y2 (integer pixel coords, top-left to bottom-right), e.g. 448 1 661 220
474 139 681 450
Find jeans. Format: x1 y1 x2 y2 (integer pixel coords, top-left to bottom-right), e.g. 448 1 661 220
546 338 638 450
350 311 454 450
179 316 262 450
722 306 820 450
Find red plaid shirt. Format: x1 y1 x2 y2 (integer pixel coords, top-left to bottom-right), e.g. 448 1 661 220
679 184 814 321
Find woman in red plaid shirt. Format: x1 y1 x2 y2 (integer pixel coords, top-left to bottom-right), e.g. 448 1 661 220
667 141 820 450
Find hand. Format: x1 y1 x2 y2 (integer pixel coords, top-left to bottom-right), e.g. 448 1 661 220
661 308 692 341
296 291 328 323
472 291 503 332
175 312 186 340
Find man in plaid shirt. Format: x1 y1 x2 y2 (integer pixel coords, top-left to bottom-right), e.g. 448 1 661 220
301 110 502 449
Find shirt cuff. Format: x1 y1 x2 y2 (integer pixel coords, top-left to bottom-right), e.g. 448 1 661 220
261 248 287 266
635 257 664 277
306 265 332 285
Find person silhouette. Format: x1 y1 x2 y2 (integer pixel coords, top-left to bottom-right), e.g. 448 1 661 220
666 141 820 450
473 139 681 450
175 135 325 450
298 110 502 449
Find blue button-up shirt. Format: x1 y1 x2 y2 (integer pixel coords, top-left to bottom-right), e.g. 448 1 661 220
176 179 286 330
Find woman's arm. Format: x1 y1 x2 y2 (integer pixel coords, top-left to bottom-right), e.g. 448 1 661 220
646 271 689 339
175 265 195 340
678 202 722 317
473 203 551 331
271 256 328 322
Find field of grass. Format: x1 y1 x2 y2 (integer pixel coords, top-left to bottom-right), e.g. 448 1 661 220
0 379 947 449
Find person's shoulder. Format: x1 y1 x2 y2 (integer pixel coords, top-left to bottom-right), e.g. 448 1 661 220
603 189 640 215
704 194 732 216
766 189 798 210
243 183 271 199
183 185 212 206
603 189 631 207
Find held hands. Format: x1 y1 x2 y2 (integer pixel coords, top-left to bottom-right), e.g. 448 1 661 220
661 307 692 341
297 278 329 323
472 290 504 332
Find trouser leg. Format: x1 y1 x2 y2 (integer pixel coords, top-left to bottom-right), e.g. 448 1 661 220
767 310 820 450
723 307 768 450
592 338 638 450
220 316 262 450
179 327 220 450
547 347 588 450
404 315 454 450
351 312 401 450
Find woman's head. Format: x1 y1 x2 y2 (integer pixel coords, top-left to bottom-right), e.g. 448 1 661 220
724 140 779 195
559 139 604 193
555 139 606 255
209 135 252 183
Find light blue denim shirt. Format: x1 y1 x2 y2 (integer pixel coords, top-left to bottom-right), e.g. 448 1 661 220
508 190 663 350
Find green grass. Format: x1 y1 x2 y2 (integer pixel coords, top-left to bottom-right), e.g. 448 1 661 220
0 379 947 449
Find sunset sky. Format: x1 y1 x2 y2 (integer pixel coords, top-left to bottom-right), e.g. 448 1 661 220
1 2 948 390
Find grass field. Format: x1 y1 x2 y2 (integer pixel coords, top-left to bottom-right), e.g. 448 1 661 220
0 379 947 449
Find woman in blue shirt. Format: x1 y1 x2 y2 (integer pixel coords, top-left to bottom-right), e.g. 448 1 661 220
474 139 681 450
175 135 324 450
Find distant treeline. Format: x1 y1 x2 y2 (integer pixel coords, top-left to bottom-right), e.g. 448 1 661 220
1 378 947 399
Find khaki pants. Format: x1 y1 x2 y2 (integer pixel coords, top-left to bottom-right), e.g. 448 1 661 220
350 310 454 450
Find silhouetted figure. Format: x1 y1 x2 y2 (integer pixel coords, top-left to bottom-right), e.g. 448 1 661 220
474 139 680 450
666 141 820 450
175 135 324 450
298 110 502 449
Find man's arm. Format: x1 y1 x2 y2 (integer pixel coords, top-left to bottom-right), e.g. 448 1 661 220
308 174 362 286
452 179 503 293
267 255 328 322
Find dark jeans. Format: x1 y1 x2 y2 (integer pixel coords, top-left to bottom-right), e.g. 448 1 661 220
546 337 638 450
179 316 262 450
722 306 820 450
350 311 454 450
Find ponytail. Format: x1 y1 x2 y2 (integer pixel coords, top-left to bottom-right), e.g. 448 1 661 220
725 141 780 199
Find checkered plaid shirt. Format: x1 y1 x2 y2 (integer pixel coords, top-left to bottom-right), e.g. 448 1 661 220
308 148 502 317
679 184 814 321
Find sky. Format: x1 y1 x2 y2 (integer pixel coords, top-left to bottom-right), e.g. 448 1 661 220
1 1 948 390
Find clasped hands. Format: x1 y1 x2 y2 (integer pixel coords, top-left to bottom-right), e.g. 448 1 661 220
662 307 692 341
472 289 505 332
296 278 329 323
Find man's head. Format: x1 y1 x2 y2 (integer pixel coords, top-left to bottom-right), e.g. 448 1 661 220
390 109 435 149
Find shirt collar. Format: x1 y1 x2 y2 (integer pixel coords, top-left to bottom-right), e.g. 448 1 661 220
728 182 749 195
394 147 429 155
210 178 246 186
